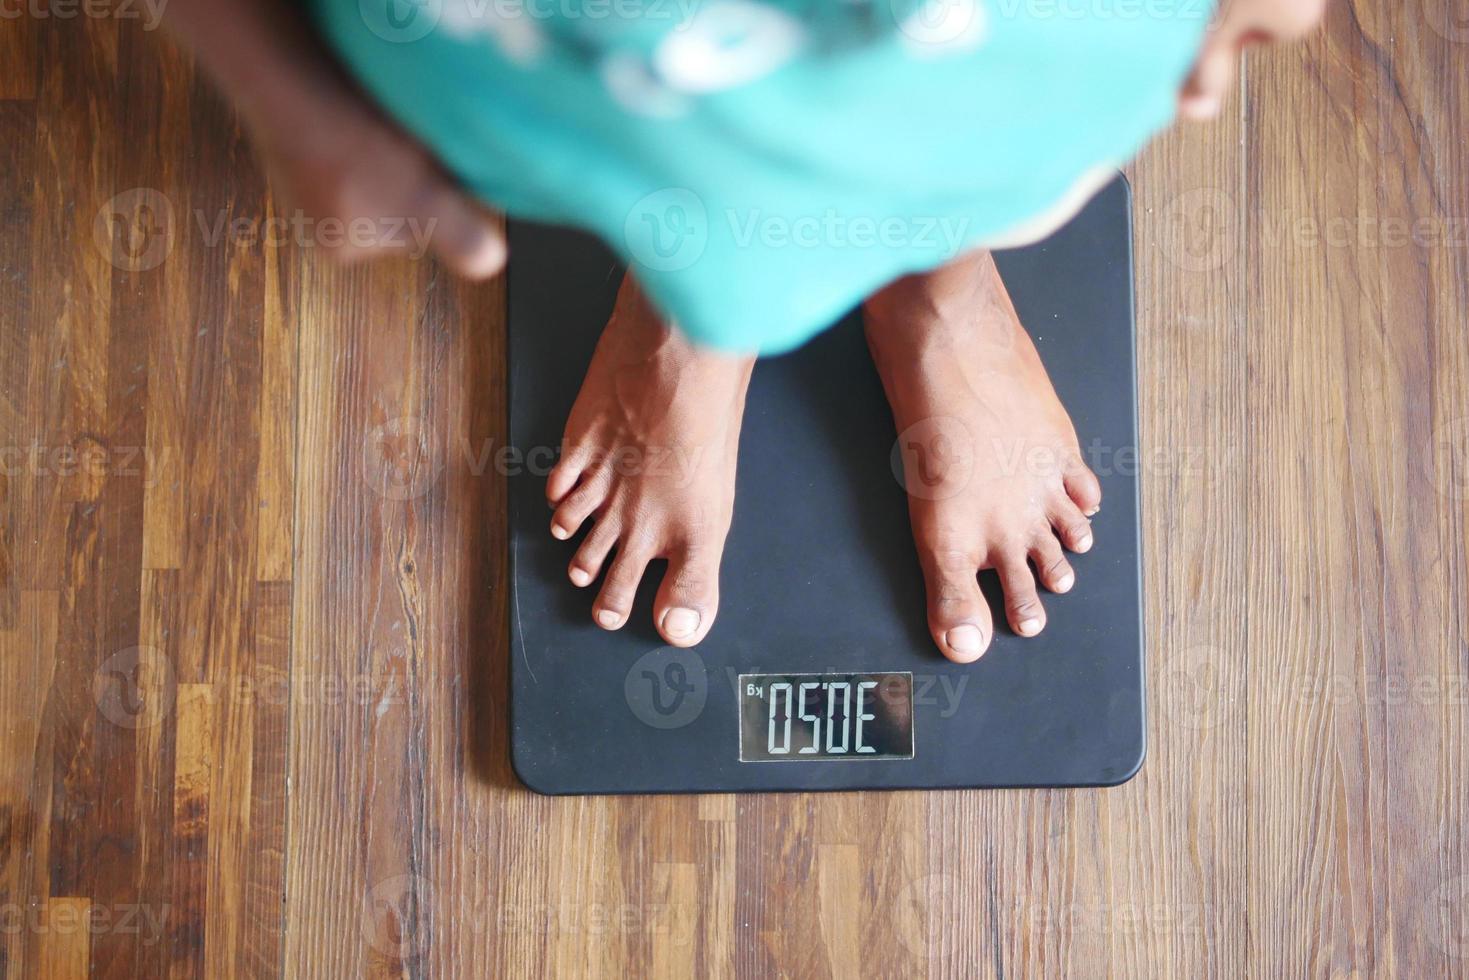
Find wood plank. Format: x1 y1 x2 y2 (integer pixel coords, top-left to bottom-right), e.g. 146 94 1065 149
35 898 89 980
1101 48 1252 980
124 30 194 574
1376 0 1469 970
22 18 140 980
0 99 36 631
1244 0 1469 973
0 5 38 101
183 84 270 980
815 845 861 976
285 253 432 979
133 568 178 980
240 580 291 977
170 684 213 980
257 195 299 583
0 590 60 980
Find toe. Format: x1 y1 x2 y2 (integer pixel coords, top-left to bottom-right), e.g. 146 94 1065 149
1049 497 1094 554
920 549 993 663
996 556 1046 637
1063 456 1102 517
550 468 611 540
1029 533 1074 594
594 546 651 630
654 543 722 647
546 445 594 505
568 519 619 587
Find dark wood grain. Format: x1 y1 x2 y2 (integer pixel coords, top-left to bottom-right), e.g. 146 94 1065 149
1 3 1466 976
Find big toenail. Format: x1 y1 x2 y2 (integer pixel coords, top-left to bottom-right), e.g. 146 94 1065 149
946 625 984 655
1056 572 1075 592
570 567 592 587
663 607 701 638
597 610 621 628
1077 533 1093 553
1019 618 1042 636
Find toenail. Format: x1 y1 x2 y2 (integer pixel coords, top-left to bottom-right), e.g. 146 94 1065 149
663 607 701 639
569 567 592 587
552 523 571 540
597 610 621 628
1055 572 1075 593
946 625 985 656
1019 618 1042 636
1076 533 1093 553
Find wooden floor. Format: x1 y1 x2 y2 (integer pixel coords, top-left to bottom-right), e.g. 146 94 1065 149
2 5 1467 977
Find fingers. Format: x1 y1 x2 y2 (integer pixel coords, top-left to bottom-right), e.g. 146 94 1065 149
421 184 506 279
259 116 506 278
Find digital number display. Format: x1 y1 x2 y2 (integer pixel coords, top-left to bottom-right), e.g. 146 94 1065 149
738 672 914 762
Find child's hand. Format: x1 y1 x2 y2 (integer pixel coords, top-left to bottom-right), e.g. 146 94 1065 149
163 0 505 278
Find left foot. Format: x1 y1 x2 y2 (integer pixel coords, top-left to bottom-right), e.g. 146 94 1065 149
546 273 754 647
865 251 1103 663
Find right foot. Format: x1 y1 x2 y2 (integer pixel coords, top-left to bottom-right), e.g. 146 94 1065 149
546 274 754 648
865 251 1103 663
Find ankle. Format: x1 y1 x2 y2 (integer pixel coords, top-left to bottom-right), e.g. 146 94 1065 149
867 249 994 327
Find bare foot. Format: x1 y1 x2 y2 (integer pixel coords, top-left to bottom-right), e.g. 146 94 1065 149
546 274 754 647
865 251 1103 663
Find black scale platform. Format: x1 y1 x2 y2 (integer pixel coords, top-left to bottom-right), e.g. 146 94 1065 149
507 176 1145 794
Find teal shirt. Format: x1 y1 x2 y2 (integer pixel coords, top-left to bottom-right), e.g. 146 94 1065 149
311 0 1209 352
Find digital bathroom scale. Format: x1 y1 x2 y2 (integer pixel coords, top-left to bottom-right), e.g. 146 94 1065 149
507 175 1145 795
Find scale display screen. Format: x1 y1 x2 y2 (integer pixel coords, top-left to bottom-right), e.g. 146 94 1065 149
738 672 914 762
